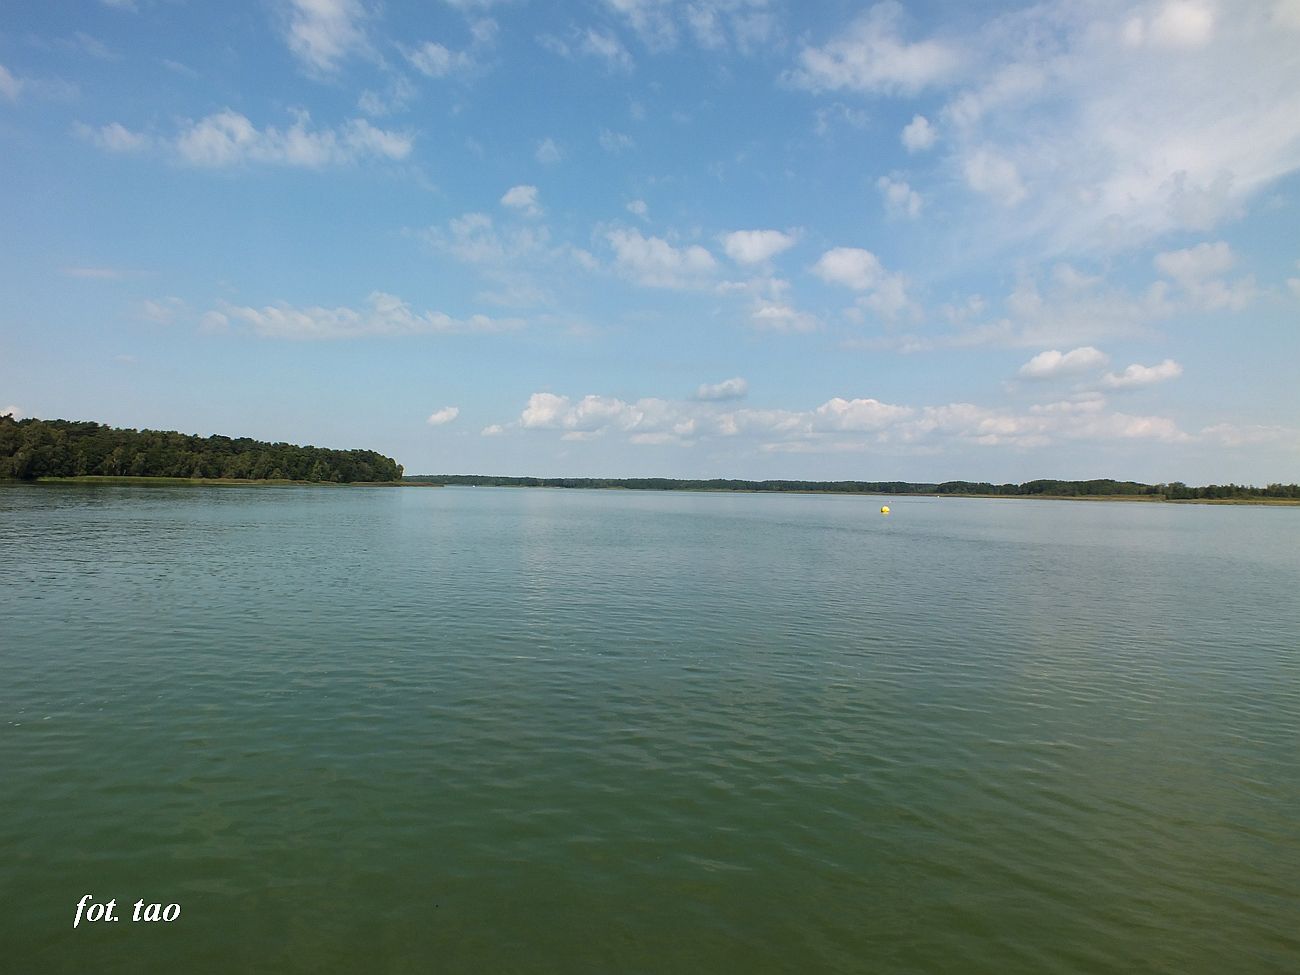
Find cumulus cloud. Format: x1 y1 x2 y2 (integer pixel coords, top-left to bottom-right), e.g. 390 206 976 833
626 199 649 219
498 385 1188 452
607 228 717 288
426 406 460 426
750 302 818 332
812 247 884 291
901 113 937 151
1100 359 1183 389
695 377 748 401
283 0 369 75
500 184 542 217
789 2 961 94
722 229 796 265
812 246 915 320
877 176 922 218
217 291 518 340
1018 346 1109 379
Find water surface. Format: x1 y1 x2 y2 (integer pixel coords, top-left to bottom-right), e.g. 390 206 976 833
2 484 1297 973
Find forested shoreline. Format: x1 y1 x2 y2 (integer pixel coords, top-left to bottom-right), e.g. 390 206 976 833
0 417 403 483
406 474 1300 501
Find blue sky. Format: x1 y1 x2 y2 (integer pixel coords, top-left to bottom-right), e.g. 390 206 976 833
2 0 1298 482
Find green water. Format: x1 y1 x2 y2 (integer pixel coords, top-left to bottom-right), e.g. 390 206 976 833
2 483 1297 974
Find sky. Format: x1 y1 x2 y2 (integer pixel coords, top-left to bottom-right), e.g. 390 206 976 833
1 0 1298 483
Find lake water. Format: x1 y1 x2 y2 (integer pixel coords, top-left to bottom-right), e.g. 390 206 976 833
1 483 1297 973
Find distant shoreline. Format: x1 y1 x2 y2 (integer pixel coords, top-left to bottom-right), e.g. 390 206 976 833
408 484 1300 506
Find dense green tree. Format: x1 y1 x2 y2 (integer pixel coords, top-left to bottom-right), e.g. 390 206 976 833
0 416 402 483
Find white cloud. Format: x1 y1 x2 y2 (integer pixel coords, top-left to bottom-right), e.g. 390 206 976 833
813 247 917 321
929 1 1300 247
1 405 22 418
426 406 460 426
599 129 635 152
1 64 25 101
1018 346 1109 379
626 199 649 219
750 301 818 332
1289 260 1300 299
283 0 369 75
500 184 542 217
813 397 913 431
607 228 717 288
199 311 229 332
218 291 519 340
901 113 937 152
357 77 417 117
519 391 690 442
789 2 961 95
535 137 563 164
963 148 1026 206
1101 359 1184 389
501 385 1187 451
877 175 922 218
722 229 796 265
405 41 476 78
812 247 882 291
1153 241 1256 310
582 28 635 70
74 121 150 152
600 0 679 51
423 212 575 308
1124 1 1216 49
538 27 635 71
157 110 410 168
1200 422 1295 447
481 423 506 436
695 377 748 401
1155 240 1234 281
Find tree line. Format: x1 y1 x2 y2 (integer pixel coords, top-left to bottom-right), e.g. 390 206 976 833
1 416 403 483
405 473 1300 500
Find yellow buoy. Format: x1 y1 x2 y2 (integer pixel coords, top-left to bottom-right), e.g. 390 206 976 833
880 505 891 514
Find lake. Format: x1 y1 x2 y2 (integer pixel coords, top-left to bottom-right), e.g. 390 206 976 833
1 483 1297 973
